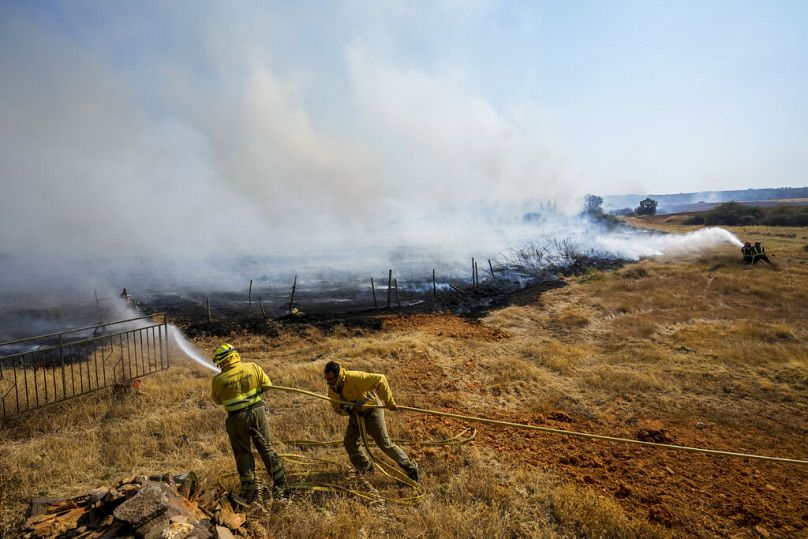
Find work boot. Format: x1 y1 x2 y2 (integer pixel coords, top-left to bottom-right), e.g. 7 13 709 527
231 483 258 508
406 465 419 483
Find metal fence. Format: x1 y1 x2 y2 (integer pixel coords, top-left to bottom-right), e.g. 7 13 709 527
0 314 170 418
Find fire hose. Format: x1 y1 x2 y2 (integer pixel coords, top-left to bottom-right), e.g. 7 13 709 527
219 384 808 506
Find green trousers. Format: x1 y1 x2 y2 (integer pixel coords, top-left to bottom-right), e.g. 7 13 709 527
225 402 286 490
344 408 417 474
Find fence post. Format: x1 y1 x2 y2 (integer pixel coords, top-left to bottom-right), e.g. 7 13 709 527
488 259 496 279
432 269 436 299
248 280 254 312
164 315 170 367
58 333 66 401
386 270 392 309
289 275 298 313
371 278 378 308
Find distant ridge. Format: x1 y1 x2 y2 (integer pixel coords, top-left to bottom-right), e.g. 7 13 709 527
603 186 808 214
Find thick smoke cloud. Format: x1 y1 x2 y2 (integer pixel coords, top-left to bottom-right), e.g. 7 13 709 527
0 2 753 307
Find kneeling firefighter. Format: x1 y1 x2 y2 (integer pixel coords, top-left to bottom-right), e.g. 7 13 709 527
211 343 288 505
324 360 419 482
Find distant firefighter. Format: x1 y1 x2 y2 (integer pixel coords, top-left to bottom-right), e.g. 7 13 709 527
324 360 419 482
120 288 132 303
211 343 288 506
752 242 772 265
741 242 754 264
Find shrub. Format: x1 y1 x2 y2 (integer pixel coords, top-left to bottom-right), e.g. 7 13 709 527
704 201 763 226
683 214 705 225
760 206 808 226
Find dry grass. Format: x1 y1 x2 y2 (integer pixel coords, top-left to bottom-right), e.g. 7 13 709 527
1 224 807 537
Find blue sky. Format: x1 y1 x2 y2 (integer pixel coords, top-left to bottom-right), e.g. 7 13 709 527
1 1 807 256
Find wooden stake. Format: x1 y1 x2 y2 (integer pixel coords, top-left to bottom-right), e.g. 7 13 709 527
206 298 212 324
449 284 467 295
471 258 475 288
474 260 479 287
248 280 253 312
289 275 298 313
94 290 103 324
386 269 392 309
432 269 436 299
371 278 378 308
394 279 401 308
488 259 495 279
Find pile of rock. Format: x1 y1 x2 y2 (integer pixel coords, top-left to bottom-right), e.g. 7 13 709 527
22 473 246 539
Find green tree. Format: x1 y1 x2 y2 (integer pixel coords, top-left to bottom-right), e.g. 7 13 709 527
635 198 658 216
584 194 603 214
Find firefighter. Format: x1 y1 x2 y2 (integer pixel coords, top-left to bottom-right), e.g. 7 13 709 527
752 242 772 265
211 343 288 506
741 242 754 264
323 361 419 482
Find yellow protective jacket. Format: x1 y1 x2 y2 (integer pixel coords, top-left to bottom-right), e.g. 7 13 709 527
211 351 272 412
327 368 396 416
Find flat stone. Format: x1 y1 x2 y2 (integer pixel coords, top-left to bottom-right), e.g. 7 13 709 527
113 481 171 528
28 497 66 517
214 526 236 539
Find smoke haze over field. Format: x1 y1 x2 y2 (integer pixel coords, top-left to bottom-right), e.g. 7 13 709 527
0 2 803 297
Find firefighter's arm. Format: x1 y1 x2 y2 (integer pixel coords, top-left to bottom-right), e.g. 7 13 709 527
211 378 222 405
369 373 397 410
328 388 348 415
256 365 272 392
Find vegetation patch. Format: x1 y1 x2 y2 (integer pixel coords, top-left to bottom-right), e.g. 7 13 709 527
684 201 808 226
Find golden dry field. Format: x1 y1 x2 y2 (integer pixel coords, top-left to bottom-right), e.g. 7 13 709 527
1 223 807 538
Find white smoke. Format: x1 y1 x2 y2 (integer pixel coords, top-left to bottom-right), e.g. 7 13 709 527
0 3 773 305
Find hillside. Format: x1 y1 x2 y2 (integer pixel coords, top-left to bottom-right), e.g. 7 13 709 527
1 224 807 538
603 187 808 214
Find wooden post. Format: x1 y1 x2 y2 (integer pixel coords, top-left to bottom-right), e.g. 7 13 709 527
248 280 253 312
371 278 378 308
432 269 436 299
449 284 467 295
474 260 479 287
488 259 496 279
471 258 475 288
259 297 266 317
394 279 401 308
206 298 212 324
94 290 103 323
386 269 392 309
289 275 297 313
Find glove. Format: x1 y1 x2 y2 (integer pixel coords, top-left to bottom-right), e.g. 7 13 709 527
342 404 360 415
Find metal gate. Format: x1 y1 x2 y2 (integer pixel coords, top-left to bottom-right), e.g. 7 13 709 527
0 314 170 418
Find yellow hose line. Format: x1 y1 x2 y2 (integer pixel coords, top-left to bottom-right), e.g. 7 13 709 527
356 415 426 503
267 384 808 466
281 426 476 448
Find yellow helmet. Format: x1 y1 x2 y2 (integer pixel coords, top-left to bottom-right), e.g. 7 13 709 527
213 343 237 364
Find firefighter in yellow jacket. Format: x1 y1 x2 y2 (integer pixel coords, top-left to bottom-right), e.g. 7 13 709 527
211 344 288 505
323 360 419 482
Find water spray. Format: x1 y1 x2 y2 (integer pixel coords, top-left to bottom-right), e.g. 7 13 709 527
168 325 219 372
594 226 743 259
